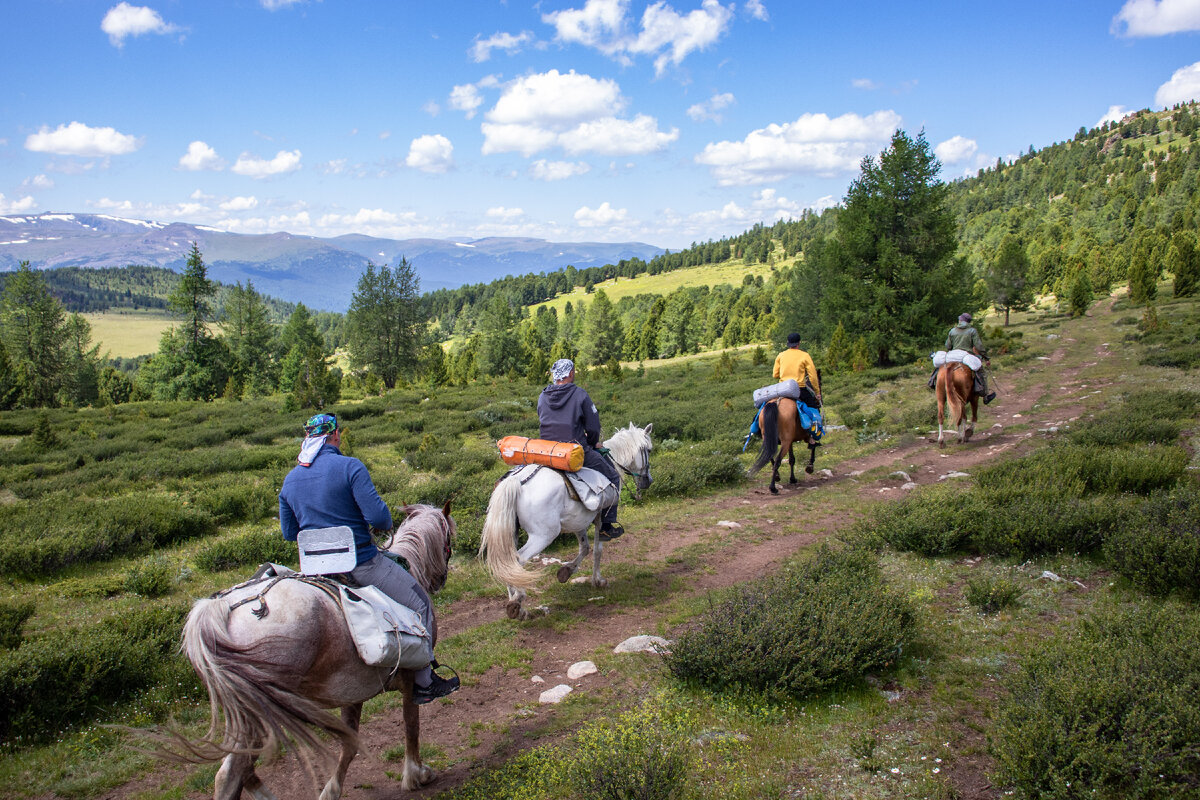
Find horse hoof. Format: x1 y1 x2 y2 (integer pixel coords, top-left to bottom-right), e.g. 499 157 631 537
804 465 814 474
556 565 572 583
593 577 608 588
938 440 945 449
770 485 779 495
505 601 522 620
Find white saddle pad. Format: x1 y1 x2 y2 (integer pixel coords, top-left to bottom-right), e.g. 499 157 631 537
566 466 618 512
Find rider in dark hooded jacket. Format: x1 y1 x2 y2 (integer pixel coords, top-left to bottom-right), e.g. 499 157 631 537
537 358 624 540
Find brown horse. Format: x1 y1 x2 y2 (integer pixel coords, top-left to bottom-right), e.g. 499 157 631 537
163 503 455 800
747 398 819 494
936 363 979 447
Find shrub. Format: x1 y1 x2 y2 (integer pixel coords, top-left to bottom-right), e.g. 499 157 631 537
851 484 979 556
964 573 1024 613
0 599 35 649
991 603 1200 799
569 705 693 800
651 446 745 497
1104 478 1200 600
124 555 176 597
194 528 297 573
664 546 915 700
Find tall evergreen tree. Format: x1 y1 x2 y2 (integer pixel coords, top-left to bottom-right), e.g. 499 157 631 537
169 243 217 351
581 289 623 366
475 294 524 377
1169 231 1199 297
0 262 69 407
346 259 424 389
985 234 1033 326
221 280 275 396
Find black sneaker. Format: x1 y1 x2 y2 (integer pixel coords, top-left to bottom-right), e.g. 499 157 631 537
984 392 997 405
413 671 460 705
599 522 625 542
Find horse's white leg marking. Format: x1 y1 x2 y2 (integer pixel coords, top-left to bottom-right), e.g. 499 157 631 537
319 704 360 800
591 513 606 588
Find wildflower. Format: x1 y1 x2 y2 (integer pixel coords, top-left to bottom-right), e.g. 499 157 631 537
891 767 900 774
933 768 941 774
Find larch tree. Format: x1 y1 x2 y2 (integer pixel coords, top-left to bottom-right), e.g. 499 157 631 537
985 234 1033 326
346 259 424 389
0 262 68 407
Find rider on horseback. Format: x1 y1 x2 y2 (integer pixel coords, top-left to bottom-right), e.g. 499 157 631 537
279 413 460 704
927 313 996 404
774 332 822 407
537 358 625 541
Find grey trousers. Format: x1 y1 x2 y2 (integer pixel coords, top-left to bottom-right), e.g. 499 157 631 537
583 448 621 525
350 552 435 686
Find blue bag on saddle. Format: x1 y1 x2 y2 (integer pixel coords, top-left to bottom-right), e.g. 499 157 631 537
798 402 824 442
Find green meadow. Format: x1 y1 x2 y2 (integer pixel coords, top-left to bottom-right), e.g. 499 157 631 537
81 311 174 358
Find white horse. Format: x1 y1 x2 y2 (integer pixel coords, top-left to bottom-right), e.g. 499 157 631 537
162 504 455 800
480 423 653 620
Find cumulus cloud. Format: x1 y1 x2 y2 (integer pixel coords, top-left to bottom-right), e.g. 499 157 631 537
25 121 141 157
406 134 454 173
179 140 224 171
0 194 37 214
544 0 733 74
449 84 485 119
471 30 535 61
934 135 978 164
220 196 258 211
22 174 54 189
481 69 677 157
695 110 901 185
92 197 136 212
1112 0 1200 36
101 2 180 47
261 0 305 10
687 92 735 123
745 0 768 20
529 159 591 180
1155 61 1200 106
231 149 302 178
574 201 628 226
1097 105 1132 126
486 206 525 219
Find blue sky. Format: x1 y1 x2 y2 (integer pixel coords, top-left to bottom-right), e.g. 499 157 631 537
2 0 1200 250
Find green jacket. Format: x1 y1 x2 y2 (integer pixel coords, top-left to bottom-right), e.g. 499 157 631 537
945 323 985 354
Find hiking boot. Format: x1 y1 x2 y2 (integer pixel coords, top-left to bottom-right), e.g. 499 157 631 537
984 392 997 405
413 671 460 705
599 522 625 542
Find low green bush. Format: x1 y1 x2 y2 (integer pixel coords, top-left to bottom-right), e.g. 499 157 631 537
664 545 915 700
193 528 297 573
0 599 35 649
569 705 694 800
124 555 176 597
852 484 979 556
991 602 1200 799
977 444 1188 496
1104 478 1200 600
651 445 745 497
964 573 1025 614
1065 389 1198 447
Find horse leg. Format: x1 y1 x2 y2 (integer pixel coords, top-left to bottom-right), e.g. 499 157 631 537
318 704 361 800
507 526 559 620
936 369 947 447
590 512 607 588
399 679 434 790
504 586 528 620
788 442 798 484
215 752 275 800
557 528 592 584
807 442 818 474
769 452 781 494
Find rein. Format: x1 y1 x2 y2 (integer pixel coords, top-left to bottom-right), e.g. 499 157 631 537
213 573 341 620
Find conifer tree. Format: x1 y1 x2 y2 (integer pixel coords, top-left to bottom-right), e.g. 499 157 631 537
346 259 423 389
169 243 217 351
985 234 1033 326
0 262 68 407
1169 231 1199 297
581 289 623 366
824 321 850 373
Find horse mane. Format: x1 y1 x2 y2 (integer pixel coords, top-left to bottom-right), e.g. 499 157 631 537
605 423 651 469
386 504 453 594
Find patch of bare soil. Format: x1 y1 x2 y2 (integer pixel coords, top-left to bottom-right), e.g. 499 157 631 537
98 341 1106 800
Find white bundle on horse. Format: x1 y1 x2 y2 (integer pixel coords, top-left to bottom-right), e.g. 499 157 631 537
753 379 801 405
933 350 982 371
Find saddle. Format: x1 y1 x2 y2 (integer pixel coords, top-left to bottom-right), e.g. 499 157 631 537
504 463 618 512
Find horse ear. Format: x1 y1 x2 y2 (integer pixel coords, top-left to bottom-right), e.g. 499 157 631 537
643 422 653 435
442 499 452 519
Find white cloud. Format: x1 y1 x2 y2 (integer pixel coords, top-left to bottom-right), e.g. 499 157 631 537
179 140 224 171
319 159 348 175
92 197 136 212
544 0 733 74
934 135 978 164
21 174 54 189
852 78 879 90
450 83 485 119
529 159 591 180
0 194 37 214
481 69 676 157
1097 105 1132 127
231 149 302 178
1112 0 1200 36
695 110 901 185
190 189 214 201
406 134 454 173
486 206 525 219
101 2 180 47
423 101 441 117
687 92 735 123
317 209 400 227
220 196 258 211
471 30 534 62
745 0 768 20
379 131 391 141
261 0 305 10
1156 61 1200 106
25 121 141 157
574 201 628 226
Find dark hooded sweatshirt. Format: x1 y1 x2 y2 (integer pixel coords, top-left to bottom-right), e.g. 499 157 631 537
538 382 601 449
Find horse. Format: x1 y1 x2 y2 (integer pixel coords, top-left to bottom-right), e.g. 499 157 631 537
162 503 455 800
479 423 653 621
936 362 979 447
747 398 819 494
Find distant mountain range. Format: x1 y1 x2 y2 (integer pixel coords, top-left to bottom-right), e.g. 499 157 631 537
0 213 664 311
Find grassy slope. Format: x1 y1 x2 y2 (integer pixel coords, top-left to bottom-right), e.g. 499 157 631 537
81 311 175 358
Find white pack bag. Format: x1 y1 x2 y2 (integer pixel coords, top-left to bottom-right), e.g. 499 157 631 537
944 349 983 371
753 379 801 406
297 526 358 575
339 583 433 670
931 350 948 368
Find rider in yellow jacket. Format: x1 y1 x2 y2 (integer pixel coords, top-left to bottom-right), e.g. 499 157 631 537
773 333 821 405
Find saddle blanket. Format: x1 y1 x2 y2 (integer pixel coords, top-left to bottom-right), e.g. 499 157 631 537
509 463 618 512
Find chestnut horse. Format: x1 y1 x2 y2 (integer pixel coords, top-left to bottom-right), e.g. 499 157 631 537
747 398 819 494
936 362 979 447
163 503 454 800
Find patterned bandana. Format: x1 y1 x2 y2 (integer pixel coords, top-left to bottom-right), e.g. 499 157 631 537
304 413 337 436
298 414 337 467
550 358 575 382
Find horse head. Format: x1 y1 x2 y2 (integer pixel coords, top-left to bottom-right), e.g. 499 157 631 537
606 422 654 499
390 504 455 594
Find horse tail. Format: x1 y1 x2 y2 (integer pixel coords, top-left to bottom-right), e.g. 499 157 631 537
159 597 354 774
479 473 540 589
747 401 779 476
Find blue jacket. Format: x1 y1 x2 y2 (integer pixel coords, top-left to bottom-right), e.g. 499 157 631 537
538 382 601 449
279 444 392 565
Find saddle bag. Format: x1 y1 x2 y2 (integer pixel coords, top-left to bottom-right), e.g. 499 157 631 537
943 349 982 371
753 379 801 405
339 584 433 670
298 526 357 575
498 435 585 471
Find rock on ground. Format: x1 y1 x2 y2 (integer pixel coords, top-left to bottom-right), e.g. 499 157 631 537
539 684 573 704
614 635 671 654
568 660 598 679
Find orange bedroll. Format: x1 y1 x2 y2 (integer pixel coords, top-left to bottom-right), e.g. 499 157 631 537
497 435 585 472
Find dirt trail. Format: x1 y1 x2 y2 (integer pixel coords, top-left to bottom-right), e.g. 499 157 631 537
98 335 1106 800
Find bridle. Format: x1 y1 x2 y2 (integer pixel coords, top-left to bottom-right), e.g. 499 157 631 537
606 445 652 501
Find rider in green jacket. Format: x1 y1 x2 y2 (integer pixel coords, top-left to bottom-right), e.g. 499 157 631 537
928 313 996 404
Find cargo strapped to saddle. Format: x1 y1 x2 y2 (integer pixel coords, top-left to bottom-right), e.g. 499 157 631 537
297 526 357 575
752 379 801 405
932 349 982 372
498 435 585 471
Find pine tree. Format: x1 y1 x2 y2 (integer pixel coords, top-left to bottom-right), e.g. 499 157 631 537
169 243 216 352
581 289 623 366
1169 231 1199 297
850 336 870 372
985 234 1033 326
1067 269 1094 317
475 294 524 377
221 281 276 396
0 262 69 407
1127 235 1158 306
824 321 850 373
346 260 424 389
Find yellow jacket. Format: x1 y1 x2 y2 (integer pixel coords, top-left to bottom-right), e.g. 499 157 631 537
773 348 820 395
